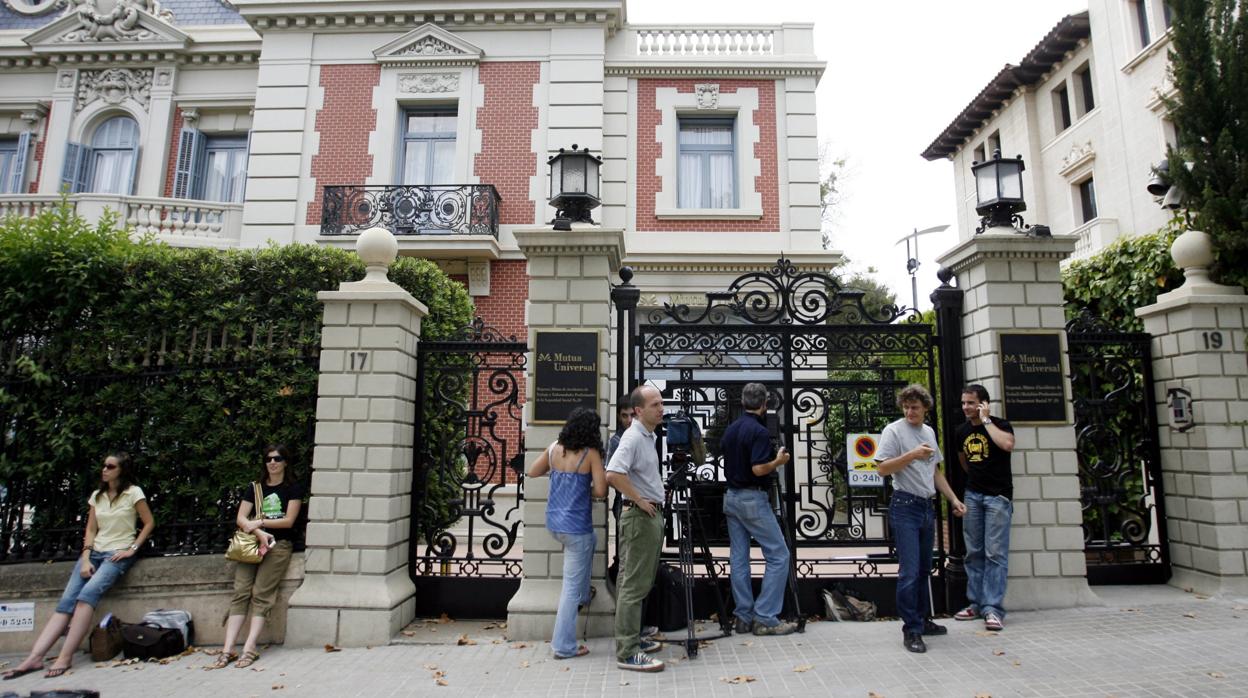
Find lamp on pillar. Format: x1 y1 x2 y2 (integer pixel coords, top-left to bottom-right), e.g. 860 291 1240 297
547 144 602 231
972 149 1048 237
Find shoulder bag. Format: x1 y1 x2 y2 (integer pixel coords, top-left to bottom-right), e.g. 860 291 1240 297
224 482 266 564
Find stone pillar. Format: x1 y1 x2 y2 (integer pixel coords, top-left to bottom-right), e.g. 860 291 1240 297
506 225 625 641
285 228 427 647
936 230 1099 609
1135 229 1248 596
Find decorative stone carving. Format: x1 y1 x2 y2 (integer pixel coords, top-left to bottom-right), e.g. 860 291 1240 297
180 107 199 125
695 83 720 109
1058 140 1095 178
75 67 153 112
57 71 75 89
399 37 461 56
4 0 64 16
466 262 490 297
155 68 172 87
60 0 175 43
398 73 459 94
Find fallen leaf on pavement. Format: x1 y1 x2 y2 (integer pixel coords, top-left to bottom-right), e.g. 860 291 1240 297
510 642 529 649
1195 594 1209 600
271 685 284 691
251 667 266 672
324 644 341 653
993 649 1005 656
1183 587 1193 593
560 667 569 672
424 664 438 671
974 693 992 698
619 681 630 686
740 640 754 647
1012 660 1021 667
519 661 530 669
868 692 886 698
1183 612 1197 619
436 678 449 686
1120 608 1139 612
793 664 813 673
975 631 995 637
1209 672 1225 679
720 675 756 684
456 634 477 646
438 613 454 624
401 630 417 637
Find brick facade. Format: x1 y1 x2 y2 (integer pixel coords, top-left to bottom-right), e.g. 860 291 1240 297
635 79 779 232
28 104 48 194
305 64 382 225
474 62 539 226
161 106 184 198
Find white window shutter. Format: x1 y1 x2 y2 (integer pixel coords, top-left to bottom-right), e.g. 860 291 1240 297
172 126 203 199
60 142 81 194
10 132 31 194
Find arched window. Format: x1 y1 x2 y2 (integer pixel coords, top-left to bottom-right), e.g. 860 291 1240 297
61 115 140 195
89 116 139 195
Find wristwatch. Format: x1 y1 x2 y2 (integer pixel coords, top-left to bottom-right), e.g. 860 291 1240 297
128 543 138 551
983 418 993 426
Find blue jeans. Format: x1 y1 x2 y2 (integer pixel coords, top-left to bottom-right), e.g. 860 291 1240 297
550 530 595 657
723 487 790 627
889 491 934 636
963 489 1012 619
56 550 136 614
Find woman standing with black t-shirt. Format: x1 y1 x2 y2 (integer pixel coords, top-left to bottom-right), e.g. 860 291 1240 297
211 444 305 669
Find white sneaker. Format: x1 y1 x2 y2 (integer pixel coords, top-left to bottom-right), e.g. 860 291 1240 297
617 651 665 672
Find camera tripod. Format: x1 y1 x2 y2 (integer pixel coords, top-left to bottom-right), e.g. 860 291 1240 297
768 474 807 633
663 455 732 658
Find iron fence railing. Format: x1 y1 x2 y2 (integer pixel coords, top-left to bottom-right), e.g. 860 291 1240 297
320 184 501 237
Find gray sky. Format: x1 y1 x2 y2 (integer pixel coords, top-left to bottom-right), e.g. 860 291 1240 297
627 0 1088 309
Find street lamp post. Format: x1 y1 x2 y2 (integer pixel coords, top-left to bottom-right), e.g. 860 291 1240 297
547 144 603 231
971 150 1049 237
894 224 950 310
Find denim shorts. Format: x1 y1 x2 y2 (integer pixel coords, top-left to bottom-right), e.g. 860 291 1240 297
56 550 136 614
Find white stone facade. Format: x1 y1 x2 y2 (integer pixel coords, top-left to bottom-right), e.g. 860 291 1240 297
924 2 1178 261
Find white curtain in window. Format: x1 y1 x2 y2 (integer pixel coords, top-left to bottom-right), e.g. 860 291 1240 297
679 125 732 146
708 153 734 208
403 141 430 185
678 153 703 208
431 141 456 184
0 149 14 194
203 149 245 203
91 150 132 195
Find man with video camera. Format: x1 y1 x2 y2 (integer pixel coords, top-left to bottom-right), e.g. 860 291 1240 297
720 382 797 636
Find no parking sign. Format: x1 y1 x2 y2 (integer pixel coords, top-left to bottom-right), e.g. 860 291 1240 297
846 433 883 487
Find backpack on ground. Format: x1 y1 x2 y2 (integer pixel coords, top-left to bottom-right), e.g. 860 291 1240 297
121 622 185 660
140 609 195 648
821 584 877 622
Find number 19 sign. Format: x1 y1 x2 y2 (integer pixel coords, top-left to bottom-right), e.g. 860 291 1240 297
846 433 883 488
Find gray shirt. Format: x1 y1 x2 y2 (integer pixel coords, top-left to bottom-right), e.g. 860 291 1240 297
606 419 664 504
875 418 943 498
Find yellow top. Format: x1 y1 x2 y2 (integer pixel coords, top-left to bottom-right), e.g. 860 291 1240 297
88 485 146 552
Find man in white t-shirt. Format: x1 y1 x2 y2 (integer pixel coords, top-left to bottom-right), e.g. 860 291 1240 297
875 383 965 654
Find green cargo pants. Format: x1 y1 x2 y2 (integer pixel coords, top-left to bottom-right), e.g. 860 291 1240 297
614 505 665 661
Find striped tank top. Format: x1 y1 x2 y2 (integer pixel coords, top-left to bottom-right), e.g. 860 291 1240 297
545 444 592 535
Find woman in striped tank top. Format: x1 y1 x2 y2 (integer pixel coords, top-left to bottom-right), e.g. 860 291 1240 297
527 407 607 659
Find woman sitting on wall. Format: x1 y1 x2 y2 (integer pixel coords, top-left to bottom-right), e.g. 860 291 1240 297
211 444 304 670
2 452 155 680
527 407 607 659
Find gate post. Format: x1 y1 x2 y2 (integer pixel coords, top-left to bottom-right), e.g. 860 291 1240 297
931 269 968 612
507 226 626 641
285 228 426 647
1135 230 1248 596
935 232 1098 610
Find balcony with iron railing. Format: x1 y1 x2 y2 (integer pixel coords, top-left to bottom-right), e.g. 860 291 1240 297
0 193 243 248
317 183 502 259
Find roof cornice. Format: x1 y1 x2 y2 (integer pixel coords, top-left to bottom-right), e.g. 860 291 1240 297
921 11 1090 162
227 0 624 33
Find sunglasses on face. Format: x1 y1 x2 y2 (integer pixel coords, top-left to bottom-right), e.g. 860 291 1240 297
102 463 118 471
265 456 285 463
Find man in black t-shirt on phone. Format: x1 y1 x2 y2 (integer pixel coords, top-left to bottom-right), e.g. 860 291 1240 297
954 384 1015 632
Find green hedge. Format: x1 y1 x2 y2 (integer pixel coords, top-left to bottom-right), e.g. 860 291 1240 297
0 202 472 559
1061 225 1185 333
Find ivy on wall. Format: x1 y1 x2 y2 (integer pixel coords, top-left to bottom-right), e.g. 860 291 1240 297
0 202 472 559
1062 225 1185 333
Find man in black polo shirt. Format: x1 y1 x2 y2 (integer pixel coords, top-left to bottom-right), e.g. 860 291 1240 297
720 382 796 636
954 383 1016 632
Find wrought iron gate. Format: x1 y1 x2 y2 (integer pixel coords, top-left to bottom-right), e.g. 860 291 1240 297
1066 311 1170 584
410 318 527 617
616 258 950 612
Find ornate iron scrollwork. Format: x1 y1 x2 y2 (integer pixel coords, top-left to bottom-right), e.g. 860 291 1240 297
321 184 500 238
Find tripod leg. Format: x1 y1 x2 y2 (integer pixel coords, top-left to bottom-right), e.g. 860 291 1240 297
688 493 732 635
772 480 806 632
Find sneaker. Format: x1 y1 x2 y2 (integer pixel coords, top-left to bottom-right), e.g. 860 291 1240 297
903 632 927 654
638 638 662 653
732 617 753 635
984 612 1004 632
954 606 978 621
617 651 665 672
752 620 798 636
640 625 659 639
921 619 948 636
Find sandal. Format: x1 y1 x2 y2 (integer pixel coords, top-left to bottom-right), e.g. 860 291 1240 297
43 666 69 679
235 650 260 669
2 665 43 681
210 652 238 669
553 645 590 659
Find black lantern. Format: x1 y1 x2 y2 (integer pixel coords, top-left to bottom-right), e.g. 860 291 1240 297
971 149 1027 233
547 144 602 230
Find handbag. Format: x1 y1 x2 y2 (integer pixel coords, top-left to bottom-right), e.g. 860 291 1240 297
89 612 124 661
120 622 185 660
225 482 266 564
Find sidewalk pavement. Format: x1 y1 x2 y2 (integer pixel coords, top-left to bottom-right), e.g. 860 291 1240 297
2 585 1246 697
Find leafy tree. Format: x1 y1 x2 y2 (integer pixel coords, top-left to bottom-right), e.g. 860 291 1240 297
1164 0 1248 288
819 143 848 249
